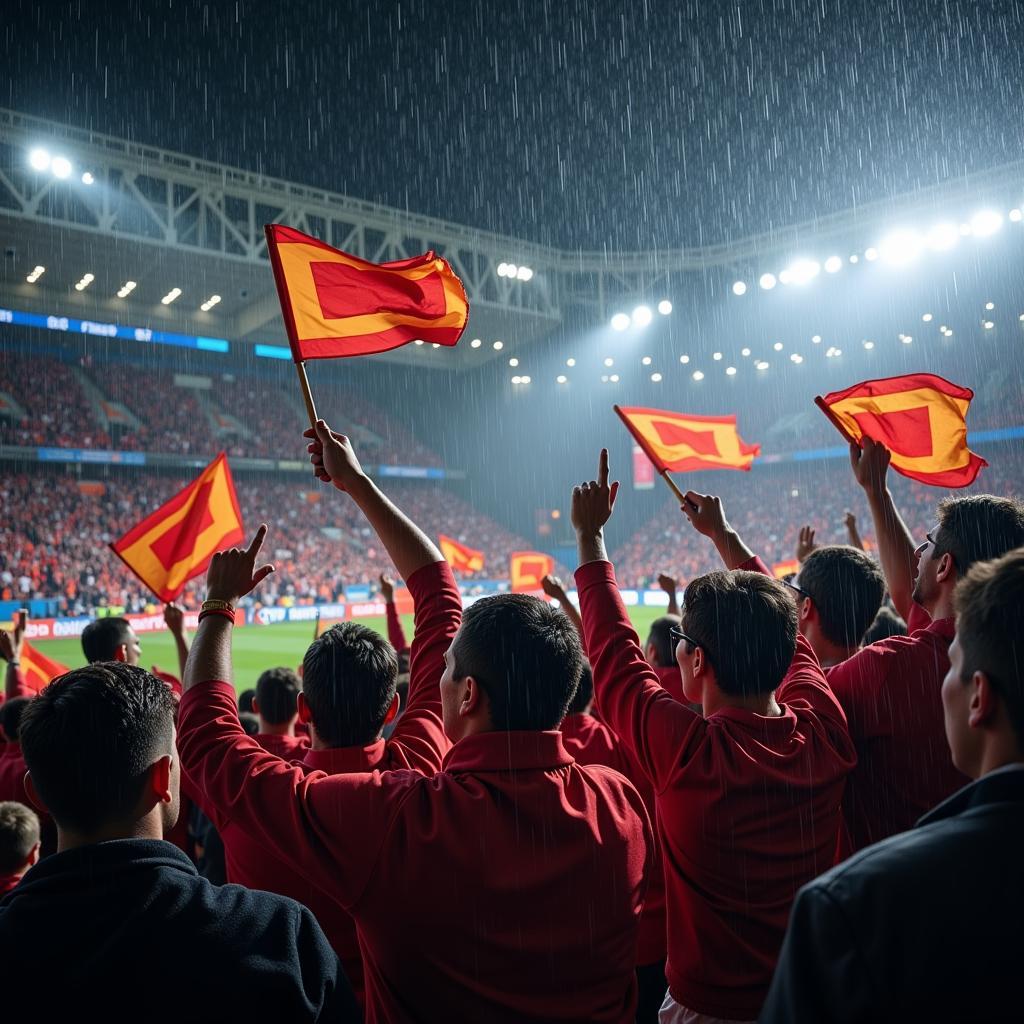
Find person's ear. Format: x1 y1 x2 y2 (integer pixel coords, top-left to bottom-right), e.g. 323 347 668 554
936 552 956 584
27 840 41 868
151 755 173 805
800 597 814 625
23 772 48 815
114 644 128 663
692 647 707 679
296 692 313 725
383 691 400 725
460 676 483 718
969 672 999 729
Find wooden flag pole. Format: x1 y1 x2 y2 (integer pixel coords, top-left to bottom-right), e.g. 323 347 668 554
813 395 857 445
659 468 687 506
296 360 319 430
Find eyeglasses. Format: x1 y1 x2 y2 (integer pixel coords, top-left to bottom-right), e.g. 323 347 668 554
669 625 702 651
782 576 809 600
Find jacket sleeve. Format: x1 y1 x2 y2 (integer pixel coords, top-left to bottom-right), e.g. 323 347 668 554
387 560 460 771
760 882 876 1024
291 904 361 1023
575 559 703 793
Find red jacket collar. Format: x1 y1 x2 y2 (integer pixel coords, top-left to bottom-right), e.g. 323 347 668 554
442 730 575 773
302 740 388 774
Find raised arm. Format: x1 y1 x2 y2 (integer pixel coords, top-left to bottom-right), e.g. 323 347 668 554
379 574 410 655
541 574 583 636
573 450 702 790
680 490 755 569
850 437 917 621
657 573 681 616
305 420 443 579
844 511 865 552
1 610 32 701
796 526 818 564
163 603 190 680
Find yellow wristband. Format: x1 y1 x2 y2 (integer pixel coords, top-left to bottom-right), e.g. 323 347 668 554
201 599 236 614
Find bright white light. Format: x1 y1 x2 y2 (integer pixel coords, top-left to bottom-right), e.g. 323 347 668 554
566 357 576 367
516 266 533 281
557 375 567 384
692 370 704 381
641 356 652 365
879 229 922 266
432 343 441 349
470 338 481 348
922 313 933 322
1010 209 1023 223
200 293 222 312
609 374 619 383
926 222 959 252
811 334 822 344
511 376 521 384
658 299 673 315
414 339 425 346
521 375 531 383
773 342 783 351
864 340 875 350
26 265 45 283
756 361 769 370
604 357 614 367
601 375 609 383
759 272 777 290
117 280 137 298
849 254 860 264
864 247 879 262
826 347 837 357
51 155 72 179
741 347 751 357
505 263 518 278
81 171 95 185
161 287 182 305
509 357 519 367
679 354 690 364
944 328 954 336
785 259 821 285
631 305 653 328
75 273 95 292
983 321 994 330
971 210 1003 237
611 312 630 331
497 263 508 277
650 372 662 382
985 301 995 311
824 255 843 274
713 352 722 361
726 366 737 376
901 334 913 344
493 340 503 350
791 354 804 364
29 147 50 171
960 223 972 236
732 281 747 296
778 269 793 285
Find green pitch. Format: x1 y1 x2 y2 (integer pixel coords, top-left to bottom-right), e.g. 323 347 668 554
33 606 669 693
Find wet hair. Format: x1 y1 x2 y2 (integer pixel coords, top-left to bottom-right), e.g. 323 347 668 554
954 547 1024 745
254 667 302 725
237 689 256 714
861 606 907 646
238 711 261 736
20 663 175 833
646 614 682 668
0 801 40 874
934 495 1024 575
566 660 594 715
681 570 798 697
80 617 135 663
302 622 398 747
452 593 583 730
798 546 885 649
0 697 32 742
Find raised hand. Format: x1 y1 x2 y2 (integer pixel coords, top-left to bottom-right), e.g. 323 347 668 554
681 491 728 540
844 511 857 531
379 573 396 602
303 420 367 492
850 436 891 496
571 449 619 537
796 526 818 563
0 609 27 664
206 525 276 604
163 602 186 637
657 572 678 595
541 574 567 599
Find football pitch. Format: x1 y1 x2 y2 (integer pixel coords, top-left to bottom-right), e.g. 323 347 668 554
33 605 669 692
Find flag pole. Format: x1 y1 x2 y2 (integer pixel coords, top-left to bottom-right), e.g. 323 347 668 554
659 469 687 505
813 395 856 445
296 361 319 429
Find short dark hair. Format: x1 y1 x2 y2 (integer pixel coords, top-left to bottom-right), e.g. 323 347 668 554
861 606 908 646
798 546 885 648
302 622 398 747
954 546 1024 745
0 697 32 742
238 689 256 714
80 617 134 663
238 711 261 736
0 801 39 873
566 660 593 715
935 495 1024 575
255 667 301 725
20 663 176 833
452 594 583 730
681 570 797 696
646 614 682 668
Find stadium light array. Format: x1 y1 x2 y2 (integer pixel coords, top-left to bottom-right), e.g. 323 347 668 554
609 374 619 383
741 347 751 356
74 272 95 292
756 360 770 370
692 370 704 381
116 280 137 298
726 366 737 375
658 299 673 315
509 357 519 367
732 281 747 296
492 340 503 350
81 171 95 186
200 294 222 312
26 265 45 284
556 375 567 384
566 357 576 366
470 338 481 348
641 355 652 365
679 354 690 364
161 287 182 305
713 351 723 360
497 262 533 281
650 372 662 382
631 305 652 328
604 357 614 367
610 312 630 331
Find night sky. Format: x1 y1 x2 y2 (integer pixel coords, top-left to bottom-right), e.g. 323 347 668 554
5 0 1024 251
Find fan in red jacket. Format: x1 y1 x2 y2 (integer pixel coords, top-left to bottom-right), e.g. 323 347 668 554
570 451 856 1023
249 667 310 759
177 423 654 1024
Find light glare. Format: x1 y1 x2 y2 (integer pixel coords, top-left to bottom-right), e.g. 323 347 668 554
732 280 747 296
759 272 777 290
610 312 630 331
658 299 673 315
51 155 72 179
631 305 653 328
29 147 50 171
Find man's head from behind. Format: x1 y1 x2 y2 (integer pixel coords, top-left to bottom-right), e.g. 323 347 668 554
442 594 583 741
300 622 398 748
678 570 798 704
20 663 179 842
645 615 681 669
915 495 1024 610
252 667 302 732
0 697 32 744
0 801 40 880
80 617 141 665
793 546 885 662
943 547 1024 779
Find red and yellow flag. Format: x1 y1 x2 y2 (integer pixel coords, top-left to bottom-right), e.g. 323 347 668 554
110 453 245 602
771 559 801 580
439 534 485 574
615 405 760 474
265 224 469 360
816 373 987 488
20 641 70 695
510 551 555 593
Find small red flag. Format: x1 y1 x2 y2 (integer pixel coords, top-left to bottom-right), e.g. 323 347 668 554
510 551 555 593
439 535 485 574
19 641 70 695
816 373 987 488
265 224 469 361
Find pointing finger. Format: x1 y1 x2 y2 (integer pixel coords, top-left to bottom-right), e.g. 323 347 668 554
598 448 609 487
245 524 269 560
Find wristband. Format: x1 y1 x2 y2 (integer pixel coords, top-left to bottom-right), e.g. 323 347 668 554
198 608 236 625
202 599 236 614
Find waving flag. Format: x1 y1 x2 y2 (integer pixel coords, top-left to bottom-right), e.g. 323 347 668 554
615 405 760 474
439 535 485 574
771 559 801 580
20 641 70 695
265 224 469 360
816 373 987 488
110 453 245 602
510 551 555 593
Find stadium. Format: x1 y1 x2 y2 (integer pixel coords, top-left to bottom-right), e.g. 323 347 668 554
2 4 1024 1020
